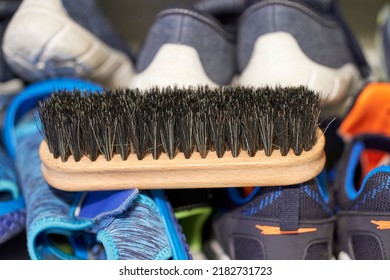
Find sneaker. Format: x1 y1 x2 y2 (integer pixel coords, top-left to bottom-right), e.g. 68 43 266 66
2 0 134 89
131 4 237 88
208 175 335 260
0 0 23 126
236 0 371 117
2 78 191 260
335 136 390 260
377 4 390 81
335 82 390 260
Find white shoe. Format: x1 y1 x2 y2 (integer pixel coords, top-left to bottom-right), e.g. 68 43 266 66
2 0 134 89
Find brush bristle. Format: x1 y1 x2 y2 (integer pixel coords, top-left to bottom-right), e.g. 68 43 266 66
37 86 321 162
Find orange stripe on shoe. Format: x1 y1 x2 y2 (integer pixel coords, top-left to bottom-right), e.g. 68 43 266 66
371 220 390 230
338 82 390 140
255 225 317 235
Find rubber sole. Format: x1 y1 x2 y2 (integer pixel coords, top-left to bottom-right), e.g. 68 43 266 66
338 251 351 260
131 44 218 89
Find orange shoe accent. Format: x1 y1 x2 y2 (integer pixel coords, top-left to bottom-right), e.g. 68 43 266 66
242 187 254 197
338 82 390 140
360 150 390 180
255 225 317 235
371 220 390 230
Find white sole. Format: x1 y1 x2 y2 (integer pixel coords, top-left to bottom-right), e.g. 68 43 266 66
203 239 231 260
2 0 134 89
338 251 352 260
236 32 362 117
130 44 218 89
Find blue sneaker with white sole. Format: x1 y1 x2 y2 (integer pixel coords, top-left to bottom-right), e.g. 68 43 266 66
2 0 134 89
236 0 371 118
132 4 237 89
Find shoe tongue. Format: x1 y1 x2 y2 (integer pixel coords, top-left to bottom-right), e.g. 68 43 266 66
338 83 390 141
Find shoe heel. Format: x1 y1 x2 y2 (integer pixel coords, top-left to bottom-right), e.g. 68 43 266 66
238 32 361 112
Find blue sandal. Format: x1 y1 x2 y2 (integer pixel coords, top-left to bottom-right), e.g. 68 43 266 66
3 78 190 260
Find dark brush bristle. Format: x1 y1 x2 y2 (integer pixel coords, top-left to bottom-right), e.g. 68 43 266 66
208 89 227 158
37 86 321 162
176 89 194 159
193 94 209 159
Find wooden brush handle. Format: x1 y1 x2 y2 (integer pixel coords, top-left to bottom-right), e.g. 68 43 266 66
40 129 326 191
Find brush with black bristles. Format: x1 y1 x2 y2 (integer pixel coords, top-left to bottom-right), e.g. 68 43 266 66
36 86 325 191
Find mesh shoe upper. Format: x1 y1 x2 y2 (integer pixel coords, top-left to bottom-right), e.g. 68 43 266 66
335 135 390 260
211 178 335 260
335 135 390 212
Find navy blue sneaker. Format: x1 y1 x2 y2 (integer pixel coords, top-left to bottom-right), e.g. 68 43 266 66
334 135 390 260
2 0 134 89
334 82 390 260
207 176 335 260
236 0 371 117
131 4 237 88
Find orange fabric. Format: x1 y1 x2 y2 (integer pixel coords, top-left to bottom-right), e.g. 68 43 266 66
360 150 389 180
242 187 254 197
255 225 317 235
371 220 390 230
339 83 390 140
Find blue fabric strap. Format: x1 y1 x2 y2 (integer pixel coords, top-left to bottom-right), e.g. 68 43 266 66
280 186 300 231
